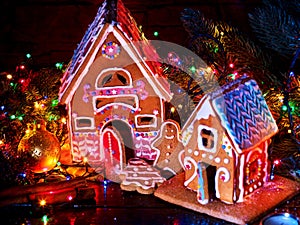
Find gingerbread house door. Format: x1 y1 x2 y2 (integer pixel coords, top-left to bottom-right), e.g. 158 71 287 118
100 120 135 181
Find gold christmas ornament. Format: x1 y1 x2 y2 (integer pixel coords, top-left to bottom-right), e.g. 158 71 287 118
18 121 61 173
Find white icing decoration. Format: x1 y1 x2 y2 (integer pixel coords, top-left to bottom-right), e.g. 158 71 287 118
258 182 262 186
188 149 193 154
224 158 229 164
262 141 269 183
215 167 230 199
162 167 176 175
60 25 113 104
100 128 124 169
92 94 139 112
197 125 218 153
195 97 215 120
183 156 198 187
197 199 209 205
254 185 257 189
237 154 245 202
74 117 95 130
165 135 175 140
194 150 199 156
208 155 214 160
95 67 132 89
178 150 185 170
249 187 253 192
112 29 172 101
202 153 206 158
214 157 221 163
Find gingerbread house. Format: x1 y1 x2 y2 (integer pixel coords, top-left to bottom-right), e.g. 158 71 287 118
59 0 172 175
181 76 278 204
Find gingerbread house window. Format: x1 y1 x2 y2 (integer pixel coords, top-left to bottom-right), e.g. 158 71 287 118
198 125 217 153
96 68 132 88
135 115 157 128
74 117 95 130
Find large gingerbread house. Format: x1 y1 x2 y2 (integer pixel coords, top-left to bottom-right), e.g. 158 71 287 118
181 76 278 204
59 0 172 174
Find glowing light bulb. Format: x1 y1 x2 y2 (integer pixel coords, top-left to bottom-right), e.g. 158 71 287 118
153 31 159 37
282 105 288 111
61 117 67 124
170 107 176 113
6 74 12 79
26 53 31 59
206 67 212 72
274 160 280 165
189 66 196 73
34 102 40 109
67 195 73 201
229 63 234 68
42 215 48 225
40 199 46 206
83 157 88 164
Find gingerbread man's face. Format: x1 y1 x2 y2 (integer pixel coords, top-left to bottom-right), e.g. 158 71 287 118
164 123 177 140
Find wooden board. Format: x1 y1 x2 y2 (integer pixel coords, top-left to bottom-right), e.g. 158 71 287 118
154 173 300 225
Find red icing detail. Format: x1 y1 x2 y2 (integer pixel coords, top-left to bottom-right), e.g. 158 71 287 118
103 130 121 165
220 174 226 182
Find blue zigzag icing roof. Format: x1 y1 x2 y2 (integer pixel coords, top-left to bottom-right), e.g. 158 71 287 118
212 77 277 151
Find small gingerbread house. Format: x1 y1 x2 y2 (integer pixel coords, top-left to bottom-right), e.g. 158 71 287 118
59 0 172 174
181 76 278 204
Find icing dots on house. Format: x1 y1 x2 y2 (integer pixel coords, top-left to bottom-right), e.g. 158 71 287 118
59 0 172 166
181 76 278 204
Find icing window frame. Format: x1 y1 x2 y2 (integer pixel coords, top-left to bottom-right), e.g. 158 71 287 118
197 125 217 153
96 68 133 89
93 95 139 112
74 117 95 130
135 114 157 128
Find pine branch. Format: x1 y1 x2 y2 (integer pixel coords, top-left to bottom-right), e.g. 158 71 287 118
249 2 300 57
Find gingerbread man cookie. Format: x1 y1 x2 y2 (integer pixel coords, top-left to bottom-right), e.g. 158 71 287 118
152 119 185 178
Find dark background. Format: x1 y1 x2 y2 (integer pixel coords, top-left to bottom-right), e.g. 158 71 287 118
0 0 262 71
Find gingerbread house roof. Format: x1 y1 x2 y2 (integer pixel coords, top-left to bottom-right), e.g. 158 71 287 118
59 0 172 103
183 76 278 153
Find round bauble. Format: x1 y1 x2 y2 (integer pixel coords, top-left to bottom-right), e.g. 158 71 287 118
18 123 61 173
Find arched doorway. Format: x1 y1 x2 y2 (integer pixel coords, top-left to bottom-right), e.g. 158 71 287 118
100 120 135 182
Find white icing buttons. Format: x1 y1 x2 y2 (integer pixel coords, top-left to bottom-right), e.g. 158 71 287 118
194 151 199 156
202 153 206 158
208 155 213 160
224 158 229 164
214 157 221 163
188 149 193 154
